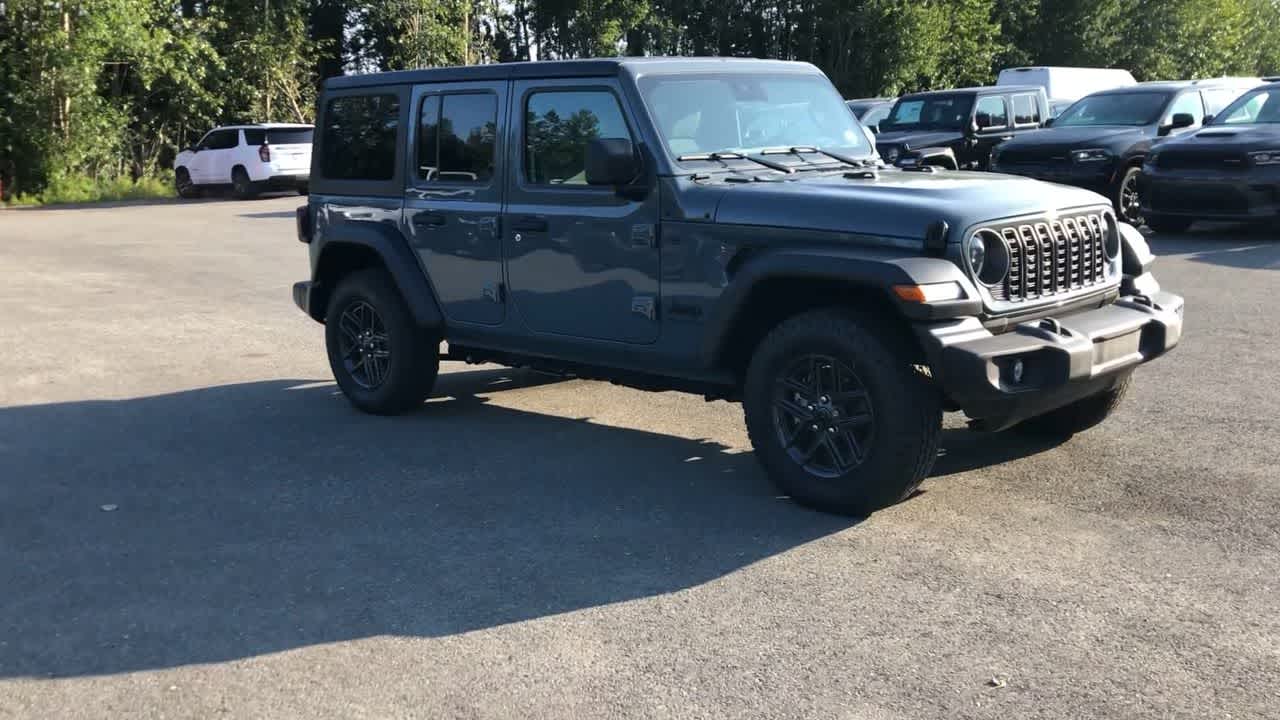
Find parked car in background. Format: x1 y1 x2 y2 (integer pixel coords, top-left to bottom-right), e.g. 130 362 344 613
997 66 1136 118
174 123 313 199
990 78 1257 225
875 85 1048 170
845 97 894 133
1139 80 1280 232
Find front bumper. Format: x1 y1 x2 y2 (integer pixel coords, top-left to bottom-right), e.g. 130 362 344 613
293 280 321 322
918 288 1184 430
1138 172 1280 220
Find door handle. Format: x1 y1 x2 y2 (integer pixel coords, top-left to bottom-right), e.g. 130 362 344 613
412 212 446 227
510 216 548 232
999 135 1014 141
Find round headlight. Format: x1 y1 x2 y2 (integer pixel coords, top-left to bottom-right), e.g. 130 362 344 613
1104 214 1120 259
970 229 1010 286
967 233 986 276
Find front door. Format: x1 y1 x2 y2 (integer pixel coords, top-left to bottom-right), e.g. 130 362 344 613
189 130 229 183
503 79 661 344
402 81 507 325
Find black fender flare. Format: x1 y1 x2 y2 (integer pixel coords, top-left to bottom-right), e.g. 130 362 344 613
313 223 443 329
700 247 982 363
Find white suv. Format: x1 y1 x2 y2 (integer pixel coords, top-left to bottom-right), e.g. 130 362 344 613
173 124 313 199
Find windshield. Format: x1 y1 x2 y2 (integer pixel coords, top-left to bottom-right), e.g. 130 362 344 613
639 73 871 159
1213 87 1280 125
882 94 974 131
1053 92 1169 127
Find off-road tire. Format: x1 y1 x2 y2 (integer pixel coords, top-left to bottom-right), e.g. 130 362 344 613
743 309 942 516
325 269 439 415
1015 375 1131 438
231 166 258 200
1146 215 1193 234
175 168 200 199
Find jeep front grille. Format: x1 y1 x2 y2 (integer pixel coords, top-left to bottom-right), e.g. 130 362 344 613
994 212 1109 302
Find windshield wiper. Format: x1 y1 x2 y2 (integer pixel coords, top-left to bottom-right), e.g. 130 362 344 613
772 146 880 168
676 149 795 174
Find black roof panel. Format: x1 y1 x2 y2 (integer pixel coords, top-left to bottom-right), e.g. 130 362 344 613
324 57 820 91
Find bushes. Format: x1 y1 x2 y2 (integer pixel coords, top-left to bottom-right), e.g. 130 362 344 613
5 174 174 207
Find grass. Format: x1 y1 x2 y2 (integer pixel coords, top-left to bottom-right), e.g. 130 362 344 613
5 174 174 207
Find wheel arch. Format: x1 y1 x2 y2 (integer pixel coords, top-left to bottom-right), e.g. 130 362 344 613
704 249 980 379
310 226 443 330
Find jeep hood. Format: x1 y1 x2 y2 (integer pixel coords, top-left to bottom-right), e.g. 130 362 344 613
712 170 1109 240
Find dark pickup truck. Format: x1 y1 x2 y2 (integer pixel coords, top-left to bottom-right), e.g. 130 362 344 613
293 57 1184 516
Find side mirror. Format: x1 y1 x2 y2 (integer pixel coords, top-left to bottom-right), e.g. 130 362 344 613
1043 117 1055 128
1164 113 1196 134
585 137 641 187
867 124 880 135
969 118 981 134
1202 113 1215 125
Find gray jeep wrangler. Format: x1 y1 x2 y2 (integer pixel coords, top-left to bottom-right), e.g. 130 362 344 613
293 58 1184 516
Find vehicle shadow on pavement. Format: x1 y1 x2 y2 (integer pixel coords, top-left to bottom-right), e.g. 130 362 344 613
0 369 855 679
1148 225 1280 271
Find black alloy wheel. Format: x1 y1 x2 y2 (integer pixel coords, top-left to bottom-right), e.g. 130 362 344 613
1116 166 1143 226
336 300 392 390
772 354 876 479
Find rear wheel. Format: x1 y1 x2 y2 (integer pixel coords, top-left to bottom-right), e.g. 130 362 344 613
1146 214 1193 234
325 269 439 415
1114 166 1144 226
231 167 257 199
743 309 942 516
1016 375 1130 438
175 168 200 199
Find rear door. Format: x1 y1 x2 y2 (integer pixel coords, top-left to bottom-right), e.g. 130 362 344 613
503 78 661 344
402 81 506 326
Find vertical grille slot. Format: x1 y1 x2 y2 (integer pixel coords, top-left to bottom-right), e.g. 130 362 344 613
990 212 1109 303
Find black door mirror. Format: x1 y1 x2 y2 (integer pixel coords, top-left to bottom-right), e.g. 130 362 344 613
1202 113 1215 126
1168 113 1196 131
1043 117 1055 128
585 137 641 186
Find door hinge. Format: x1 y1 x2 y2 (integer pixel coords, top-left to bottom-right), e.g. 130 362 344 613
630 224 657 249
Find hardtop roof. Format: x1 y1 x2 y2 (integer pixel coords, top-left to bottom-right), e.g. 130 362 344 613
898 85 1042 98
323 57 822 91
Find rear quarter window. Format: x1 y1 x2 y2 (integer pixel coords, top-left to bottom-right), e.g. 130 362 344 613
321 94 400 181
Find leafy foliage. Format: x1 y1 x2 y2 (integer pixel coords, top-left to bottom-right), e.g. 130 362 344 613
2 0 1278 199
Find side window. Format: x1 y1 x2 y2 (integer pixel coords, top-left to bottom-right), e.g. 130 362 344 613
863 105 891 128
1167 92 1204 123
417 93 497 183
525 90 632 186
243 129 266 146
975 96 1008 129
1012 94 1040 126
1201 89 1243 117
321 93 400 181
200 130 236 150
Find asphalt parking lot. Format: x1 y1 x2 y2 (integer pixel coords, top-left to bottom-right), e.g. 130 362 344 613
1 196 1278 719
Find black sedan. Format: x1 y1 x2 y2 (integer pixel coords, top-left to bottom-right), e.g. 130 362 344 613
1139 82 1280 232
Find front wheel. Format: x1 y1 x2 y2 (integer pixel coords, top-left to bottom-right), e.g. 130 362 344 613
1015 375 1130 438
1114 166 1144 226
743 309 942 516
175 168 200 199
1146 214 1194 234
325 269 439 415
